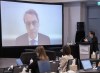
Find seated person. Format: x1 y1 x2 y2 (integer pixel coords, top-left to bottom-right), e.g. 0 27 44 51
26 46 49 73
59 45 73 72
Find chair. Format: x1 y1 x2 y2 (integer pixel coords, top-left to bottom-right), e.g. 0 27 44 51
46 50 56 60
67 59 74 70
20 52 37 64
0 68 4 73
58 51 62 57
50 61 59 72
24 49 35 52
67 59 77 71
38 60 51 73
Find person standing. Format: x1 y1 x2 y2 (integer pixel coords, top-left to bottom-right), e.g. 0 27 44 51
84 31 98 53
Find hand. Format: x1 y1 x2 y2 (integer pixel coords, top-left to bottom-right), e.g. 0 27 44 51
30 58 33 64
84 38 88 42
98 62 100 66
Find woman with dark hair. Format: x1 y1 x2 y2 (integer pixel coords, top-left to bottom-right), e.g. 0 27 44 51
84 31 98 53
26 46 49 73
35 46 49 60
59 45 73 72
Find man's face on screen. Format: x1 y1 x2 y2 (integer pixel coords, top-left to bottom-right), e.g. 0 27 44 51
24 14 39 39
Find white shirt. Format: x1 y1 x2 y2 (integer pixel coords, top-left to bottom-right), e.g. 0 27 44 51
28 35 38 45
59 55 73 72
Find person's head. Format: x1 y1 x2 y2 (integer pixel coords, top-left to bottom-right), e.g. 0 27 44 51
35 46 48 60
89 31 95 38
62 45 71 56
24 9 39 39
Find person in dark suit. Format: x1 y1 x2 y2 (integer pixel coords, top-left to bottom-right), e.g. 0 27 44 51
84 31 98 53
16 9 50 46
26 46 49 73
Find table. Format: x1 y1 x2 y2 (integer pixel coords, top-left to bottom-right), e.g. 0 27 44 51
13 60 59 73
1 60 100 73
79 69 100 73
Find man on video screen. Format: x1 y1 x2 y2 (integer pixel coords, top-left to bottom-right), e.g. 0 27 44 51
16 9 50 46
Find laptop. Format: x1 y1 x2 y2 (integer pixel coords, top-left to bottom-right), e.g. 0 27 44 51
80 59 100 73
81 59 93 71
16 58 23 66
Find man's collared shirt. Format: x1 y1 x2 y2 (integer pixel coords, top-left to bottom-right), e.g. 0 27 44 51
28 35 38 45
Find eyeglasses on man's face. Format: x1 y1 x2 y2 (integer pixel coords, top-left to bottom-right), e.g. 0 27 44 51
25 21 39 28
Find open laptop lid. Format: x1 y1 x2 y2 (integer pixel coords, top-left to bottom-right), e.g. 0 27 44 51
16 58 23 66
81 59 92 70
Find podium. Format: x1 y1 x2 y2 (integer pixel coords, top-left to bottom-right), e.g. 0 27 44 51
78 42 90 59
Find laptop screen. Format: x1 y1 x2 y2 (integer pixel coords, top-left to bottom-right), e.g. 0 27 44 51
81 59 92 70
16 58 23 66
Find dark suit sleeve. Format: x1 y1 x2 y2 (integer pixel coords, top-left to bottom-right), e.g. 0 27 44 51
26 58 39 73
91 36 98 52
16 33 29 46
16 33 50 46
38 33 50 45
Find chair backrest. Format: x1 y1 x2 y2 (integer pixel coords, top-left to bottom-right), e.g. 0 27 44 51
38 60 51 73
67 59 74 70
46 50 56 60
79 44 90 59
20 52 37 64
50 61 59 72
0 68 4 73
24 49 35 52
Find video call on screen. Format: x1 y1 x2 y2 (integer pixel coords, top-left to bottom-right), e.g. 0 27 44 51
1 1 62 46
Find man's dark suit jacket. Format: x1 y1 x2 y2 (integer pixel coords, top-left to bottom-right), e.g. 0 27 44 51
26 57 40 73
16 33 50 46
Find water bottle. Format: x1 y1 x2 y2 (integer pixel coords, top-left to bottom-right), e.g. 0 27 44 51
29 69 31 73
56 56 59 61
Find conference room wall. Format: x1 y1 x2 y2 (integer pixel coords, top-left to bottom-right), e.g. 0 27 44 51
63 2 87 45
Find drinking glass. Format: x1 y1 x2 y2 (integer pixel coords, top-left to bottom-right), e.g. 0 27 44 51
92 62 96 69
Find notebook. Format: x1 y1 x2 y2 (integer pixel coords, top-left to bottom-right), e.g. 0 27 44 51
16 58 23 66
